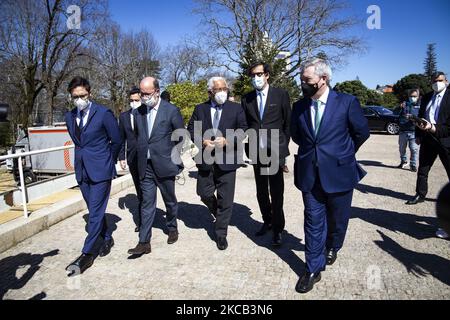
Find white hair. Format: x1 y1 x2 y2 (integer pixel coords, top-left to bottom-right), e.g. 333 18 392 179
302 58 333 82
207 76 228 91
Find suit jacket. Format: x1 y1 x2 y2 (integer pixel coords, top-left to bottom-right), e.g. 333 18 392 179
416 89 450 148
65 102 122 183
119 109 138 164
187 100 248 172
291 89 370 193
241 86 291 163
135 99 185 179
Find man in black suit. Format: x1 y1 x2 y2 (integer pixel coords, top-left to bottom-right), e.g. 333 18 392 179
127 77 185 256
241 61 292 247
119 86 142 232
408 72 450 239
187 76 247 250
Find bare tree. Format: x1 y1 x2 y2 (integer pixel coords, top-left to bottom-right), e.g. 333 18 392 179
194 0 365 78
162 41 212 84
0 0 109 127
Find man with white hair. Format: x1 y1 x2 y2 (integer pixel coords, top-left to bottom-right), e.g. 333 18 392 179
291 58 370 293
187 76 247 250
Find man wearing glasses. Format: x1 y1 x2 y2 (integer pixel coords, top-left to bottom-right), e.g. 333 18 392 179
241 61 292 247
127 77 185 256
187 77 247 250
64 76 122 276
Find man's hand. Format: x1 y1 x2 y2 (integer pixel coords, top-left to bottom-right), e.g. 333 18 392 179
203 139 215 150
120 160 127 170
417 119 436 133
213 137 227 148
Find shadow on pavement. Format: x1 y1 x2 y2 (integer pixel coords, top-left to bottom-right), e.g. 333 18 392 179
356 183 436 203
351 207 438 240
374 230 450 286
0 249 59 300
178 201 306 277
118 194 140 230
359 160 399 169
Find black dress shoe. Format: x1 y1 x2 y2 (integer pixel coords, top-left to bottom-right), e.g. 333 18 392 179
255 223 272 237
326 249 338 265
135 226 140 233
66 254 94 276
406 194 425 205
128 243 151 255
272 232 282 247
167 230 179 244
295 272 322 294
217 237 228 250
99 239 114 257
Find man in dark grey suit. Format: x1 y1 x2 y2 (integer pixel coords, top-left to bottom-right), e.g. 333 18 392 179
187 77 248 250
119 86 142 232
127 77 185 256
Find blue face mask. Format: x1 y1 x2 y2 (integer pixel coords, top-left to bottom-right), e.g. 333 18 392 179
252 76 265 90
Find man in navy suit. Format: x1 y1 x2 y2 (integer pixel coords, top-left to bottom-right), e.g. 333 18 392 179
119 86 142 232
187 77 248 250
127 77 185 256
291 59 370 293
64 76 122 275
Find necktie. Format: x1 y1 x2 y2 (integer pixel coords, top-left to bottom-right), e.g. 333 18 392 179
258 91 264 120
147 107 154 138
213 105 221 133
314 100 322 136
434 95 441 123
79 110 85 129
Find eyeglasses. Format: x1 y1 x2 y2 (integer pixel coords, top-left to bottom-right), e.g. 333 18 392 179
71 94 89 100
250 72 266 78
140 91 157 98
212 87 229 93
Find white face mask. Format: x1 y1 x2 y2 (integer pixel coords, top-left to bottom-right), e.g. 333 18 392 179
214 91 228 105
252 76 266 91
409 97 418 104
130 101 141 109
142 94 159 108
432 81 447 93
74 98 89 111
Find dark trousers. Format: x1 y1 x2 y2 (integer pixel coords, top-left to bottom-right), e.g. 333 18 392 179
301 175 353 274
416 137 450 198
253 163 285 233
129 160 142 227
197 165 237 238
79 167 112 255
139 160 178 243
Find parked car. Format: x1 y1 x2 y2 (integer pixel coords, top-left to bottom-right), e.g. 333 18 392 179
362 106 400 135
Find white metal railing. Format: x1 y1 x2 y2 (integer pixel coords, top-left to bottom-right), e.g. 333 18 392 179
0 145 74 218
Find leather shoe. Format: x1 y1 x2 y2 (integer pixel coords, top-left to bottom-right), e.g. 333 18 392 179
167 230 179 244
406 194 425 205
128 243 151 255
66 254 94 276
255 223 272 237
217 237 228 250
99 239 114 257
272 232 282 247
135 226 140 233
326 248 338 265
295 272 322 294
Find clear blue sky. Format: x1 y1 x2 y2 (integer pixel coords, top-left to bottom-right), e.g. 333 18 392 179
109 0 450 89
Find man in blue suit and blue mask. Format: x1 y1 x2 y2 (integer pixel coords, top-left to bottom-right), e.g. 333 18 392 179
291 59 370 293
64 76 122 276
127 77 185 256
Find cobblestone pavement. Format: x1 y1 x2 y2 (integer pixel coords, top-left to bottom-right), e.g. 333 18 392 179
1 134 449 300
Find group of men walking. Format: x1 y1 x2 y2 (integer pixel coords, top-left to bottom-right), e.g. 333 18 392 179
63 57 449 294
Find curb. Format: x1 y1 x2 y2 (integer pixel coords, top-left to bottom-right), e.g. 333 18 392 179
0 174 134 254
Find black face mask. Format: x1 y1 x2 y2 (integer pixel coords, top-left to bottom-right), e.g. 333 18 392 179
301 80 324 98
